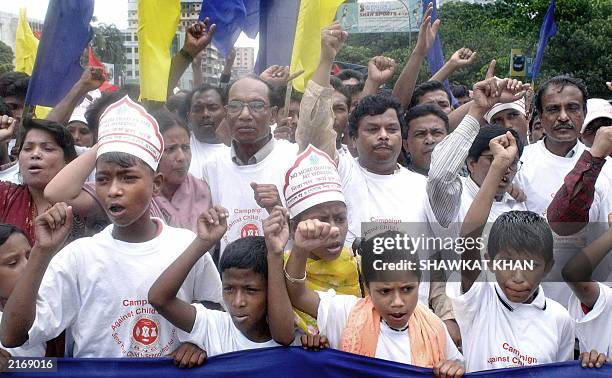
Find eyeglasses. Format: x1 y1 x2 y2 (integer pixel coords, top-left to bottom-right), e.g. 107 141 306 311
225 100 268 114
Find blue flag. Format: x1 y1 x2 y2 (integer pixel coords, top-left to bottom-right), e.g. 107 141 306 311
200 0 259 58
254 0 299 74
531 0 557 81
421 0 457 108
25 0 94 108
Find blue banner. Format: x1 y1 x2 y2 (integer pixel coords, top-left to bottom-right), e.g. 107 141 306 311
5 347 611 377
531 0 557 81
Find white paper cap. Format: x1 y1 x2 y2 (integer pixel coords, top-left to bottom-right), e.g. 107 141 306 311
484 98 526 124
96 95 164 171
68 98 91 125
581 98 612 133
283 145 345 219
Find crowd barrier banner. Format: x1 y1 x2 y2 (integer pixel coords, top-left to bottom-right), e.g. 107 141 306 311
5 347 611 377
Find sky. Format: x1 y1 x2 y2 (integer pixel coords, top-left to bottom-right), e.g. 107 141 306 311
6 0 258 52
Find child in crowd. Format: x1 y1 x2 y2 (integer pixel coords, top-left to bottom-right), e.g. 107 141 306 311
0 222 52 358
450 131 574 371
283 145 362 335
0 96 222 361
284 225 464 377
562 213 611 368
148 206 296 356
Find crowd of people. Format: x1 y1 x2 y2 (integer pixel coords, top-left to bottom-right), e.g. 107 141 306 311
0 5 611 376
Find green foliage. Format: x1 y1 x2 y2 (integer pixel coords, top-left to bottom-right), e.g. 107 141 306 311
337 0 611 97
91 23 126 77
0 41 14 75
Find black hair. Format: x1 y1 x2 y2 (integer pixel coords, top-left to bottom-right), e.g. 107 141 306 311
18 118 77 162
270 86 303 109
409 80 451 109
166 90 190 114
0 72 30 99
488 210 553 263
534 75 588 115
358 230 421 285
337 69 365 85
329 77 352 109
120 84 140 101
0 97 13 117
0 223 28 247
180 84 227 121
85 90 135 136
451 84 469 99
150 109 190 136
219 236 268 279
348 94 406 138
227 75 273 103
467 124 524 161
404 104 450 135
528 110 540 133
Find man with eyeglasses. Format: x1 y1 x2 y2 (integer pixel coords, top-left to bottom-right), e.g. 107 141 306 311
200 75 299 255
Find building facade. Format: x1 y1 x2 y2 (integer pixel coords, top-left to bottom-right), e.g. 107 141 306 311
0 11 44 61
232 47 255 78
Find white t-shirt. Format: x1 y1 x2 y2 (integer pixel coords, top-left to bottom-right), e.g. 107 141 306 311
515 140 611 305
339 154 429 245
0 311 46 357
188 135 230 180
446 278 574 372
22 219 223 358
202 140 299 254
178 303 283 356
316 290 463 365
568 283 612 355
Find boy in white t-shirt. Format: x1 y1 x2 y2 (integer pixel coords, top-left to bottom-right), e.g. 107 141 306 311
562 213 612 368
448 131 574 372
0 96 222 364
284 223 464 377
148 206 296 357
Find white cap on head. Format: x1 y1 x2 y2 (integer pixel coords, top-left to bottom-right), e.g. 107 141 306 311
581 98 612 133
484 98 526 124
96 95 164 171
283 145 345 219
68 89 102 125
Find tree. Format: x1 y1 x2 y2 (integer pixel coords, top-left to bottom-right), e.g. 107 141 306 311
0 41 14 75
335 0 611 97
91 23 126 79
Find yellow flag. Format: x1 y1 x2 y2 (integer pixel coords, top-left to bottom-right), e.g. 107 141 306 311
15 8 39 75
15 8 52 118
290 0 344 92
138 0 180 101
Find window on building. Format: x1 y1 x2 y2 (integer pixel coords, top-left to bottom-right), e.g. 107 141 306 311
128 70 132 76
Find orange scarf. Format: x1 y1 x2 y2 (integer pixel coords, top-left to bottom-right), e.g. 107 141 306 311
340 297 446 367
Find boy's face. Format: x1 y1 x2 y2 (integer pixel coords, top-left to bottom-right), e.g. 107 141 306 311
468 148 519 196
292 201 348 261
222 268 268 340
0 233 30 309
95 159 162 227
488 249 552 303
368 275 419 330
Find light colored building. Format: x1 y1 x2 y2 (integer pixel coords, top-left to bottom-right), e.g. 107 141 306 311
124 0 224 89
232 47 255 78
0 11 44 61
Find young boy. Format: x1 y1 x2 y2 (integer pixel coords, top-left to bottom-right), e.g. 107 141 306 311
284 225 464 377
283 145 362 335
148 206 296 356
562 213 611 367
0 96 223 359
449 131 574 372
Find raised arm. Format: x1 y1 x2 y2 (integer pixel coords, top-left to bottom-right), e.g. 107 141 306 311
391 3 439 109
46 67 105 125
191 51 204 89
148 206 228 333
295 22 347 160
361 56 396 96
430 48 476 83
0 203 72 347
562 213 612 308
547 127 612 236
285 219 341 318
262 206 296 345
219 48 236 88
44 145 99 216
460 130 518 292
167 18 216 99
